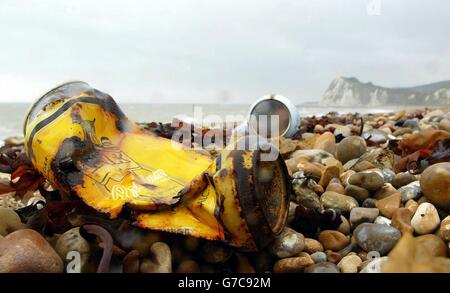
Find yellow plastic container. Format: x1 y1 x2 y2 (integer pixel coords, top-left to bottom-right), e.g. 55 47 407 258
23 81 290 251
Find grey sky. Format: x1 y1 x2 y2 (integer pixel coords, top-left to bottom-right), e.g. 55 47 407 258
0 0 449 104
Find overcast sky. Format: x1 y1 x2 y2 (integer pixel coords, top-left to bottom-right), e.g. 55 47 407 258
0 0 449 104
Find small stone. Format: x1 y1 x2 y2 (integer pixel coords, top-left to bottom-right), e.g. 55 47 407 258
0 229 63 273
320 191 359 213
352 161 376 172
440 215 450 241
123 250 140 273
310 251 327 263
269 227 305 258
297 162 323 179
336 136 367 164
345 184 370 203
391 208 414 234
392 172 417 189
314 132 336 155
279 138 298 156
337 255 362 273
349 171 384 192
200 241 233 264
293 185 321 209
304 238 324 254
411 203 440 235
313 124 324 133
415 234 448 258
140 242 172 273
381 168 396 184
398 181 421 203
0 208 27 236
374 216 391 226
304 262 340 273
337 216 351 235
405 199 419 214
359 256 389 273
340 170 356 186
375 193 401 218
350 207 379 227
318 230 349 251
55 227 90 272
420 163 450 210
273 252 314 273
287 201 298 224
374 183 398 200
325 250 342 264
176 260 200 273
362 198 377 208
353 223 401 255
319 165 340 188
326 178 345 194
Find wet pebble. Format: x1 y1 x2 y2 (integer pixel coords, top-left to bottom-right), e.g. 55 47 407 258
337 215 351 235
392 172 417 189
374 216 392 226
350 207 379 227
398 181 421 203
345 184 369 203
320 191 359 213
273 252 314 273
337 255 362 273
269 227 305 258
310 251 327 263
0 229 63 273
55 227 91 272
304 262 340 273
303 238 324 254
293 185 321 210
348 171 384 192
318 230 349 251
336 136 367 164
411 203 440 235
420 163 450 210
140 242 172 273
362 198 377 208
440 215 450 241
353 223 401 255
375 193 401 218
391 208 414 234
0 208 27 236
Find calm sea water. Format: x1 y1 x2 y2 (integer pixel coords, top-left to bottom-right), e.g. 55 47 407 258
0 103 398 142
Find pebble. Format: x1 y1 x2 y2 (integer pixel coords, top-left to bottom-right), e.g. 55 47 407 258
381 168 396 183
55 227 91 272
374 216 392 226
440 215 450 241
304 262 340 273
348 171 384 192
310 251 327 263
287 201 298 224
123 250 140 273
318 165 340 188
353 223 401 255
405 199 419 214
320 191 359 213
420 163 450 210
303 238 324 254
200 241 233 264
398 181 421 203
269 227 305 258
140 242 172 273
273 252 314 273
337 255 362 273
411 203 440 235
374 183 398 200
336 136 367 164
391 208 414 234
362 198 377 208
175 260 200 273
359 256 389 273
326 178 345 194
0 229 63 273
415 234 448 258
318 230 349 251
352 160 376 172
293 185 322 209
392 172 417 189
313 132 336 155
350 207 379 227
337 216 351 235
375 193 401 218
340 170 356 186
0 208 27 236
345 184 369 203
325 250 342 264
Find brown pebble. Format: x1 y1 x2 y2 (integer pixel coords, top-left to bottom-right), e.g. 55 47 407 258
405 199 419 214
176 260 201 273
375 193 402 218
391 208 414 234
304 238 324 254
123 250 140 273
273 252 314 273
325 250 342 264
318 230 349 251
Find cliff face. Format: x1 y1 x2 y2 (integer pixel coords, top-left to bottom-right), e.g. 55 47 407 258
321 77 450 106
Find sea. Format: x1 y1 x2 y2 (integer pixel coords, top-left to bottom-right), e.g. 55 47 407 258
0 103 400 142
